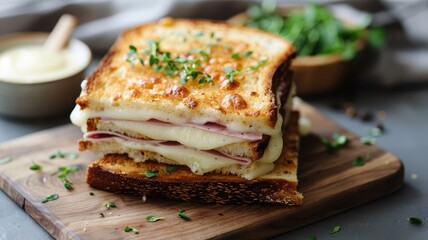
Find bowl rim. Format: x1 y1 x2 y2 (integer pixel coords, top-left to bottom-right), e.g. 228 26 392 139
0 32 92 85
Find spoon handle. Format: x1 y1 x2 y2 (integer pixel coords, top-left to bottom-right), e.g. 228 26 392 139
44 14 78 51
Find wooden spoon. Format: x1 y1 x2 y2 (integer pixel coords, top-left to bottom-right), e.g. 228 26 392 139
44 14 78 51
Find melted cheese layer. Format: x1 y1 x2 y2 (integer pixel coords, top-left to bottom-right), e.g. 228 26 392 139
94 120 246 150
90 136 276 180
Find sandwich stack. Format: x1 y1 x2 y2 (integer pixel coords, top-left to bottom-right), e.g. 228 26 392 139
71 18 302 205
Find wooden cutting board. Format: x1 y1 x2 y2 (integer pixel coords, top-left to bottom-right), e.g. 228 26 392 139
0 103 403 240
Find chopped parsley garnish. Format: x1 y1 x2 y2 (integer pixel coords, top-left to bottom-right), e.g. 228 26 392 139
360 136 376 145
124 226 139 234
231 51 253 59
223 67 241 83
231 52 240 59
144 169 159 178
163 166 177 174
41 193 59 203
321 133 352 150
63 179 73 190
89 192 95 196
0 156 13 165
30 161 42 171
246 57 268 71
101 201 117 209
352 156 365 166
407 217 423 225
126 40 213 85
49 150 78 160
243 51 253 57
53 165 80 190
308 235 317 240
177 209 191 221
330 225 341 234
146 215 165 222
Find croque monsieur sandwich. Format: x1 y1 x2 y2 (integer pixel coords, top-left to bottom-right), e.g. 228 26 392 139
71 18 303 205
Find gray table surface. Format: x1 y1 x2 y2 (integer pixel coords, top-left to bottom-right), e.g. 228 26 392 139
1 83 427 239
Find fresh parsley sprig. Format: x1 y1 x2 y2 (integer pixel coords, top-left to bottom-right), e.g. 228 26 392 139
407 217 423 225
177 209 191 221
41 193 59 203
146 215 165 222
330 225 341 234
163 166 177 174
52 165 80 190
321 133 352 150
49 150 78 160
101 201 117 209
223 67 241 83
144 169 159 178
124 226 139 234
30 161 42 171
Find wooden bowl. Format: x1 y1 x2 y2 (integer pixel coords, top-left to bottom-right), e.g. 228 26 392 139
228 11 366 95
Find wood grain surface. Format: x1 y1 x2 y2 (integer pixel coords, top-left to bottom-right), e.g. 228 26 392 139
0 103 403 240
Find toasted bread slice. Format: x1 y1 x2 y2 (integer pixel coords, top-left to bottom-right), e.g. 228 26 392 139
75 18 295 135
86 111 302 205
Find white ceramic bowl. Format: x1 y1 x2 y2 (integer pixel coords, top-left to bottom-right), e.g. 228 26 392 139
0 32 91 118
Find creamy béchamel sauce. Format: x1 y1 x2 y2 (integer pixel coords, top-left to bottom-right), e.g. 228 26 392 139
0 45 81 83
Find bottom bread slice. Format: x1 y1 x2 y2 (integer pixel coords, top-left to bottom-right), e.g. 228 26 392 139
86 111 302 205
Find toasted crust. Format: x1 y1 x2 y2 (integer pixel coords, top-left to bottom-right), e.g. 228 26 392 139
86 111 302 205
77 19 295 132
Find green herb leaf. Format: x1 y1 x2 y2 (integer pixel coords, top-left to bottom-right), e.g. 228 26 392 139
368 28 386 49
177 209 191 221
246 57 268 71
223 68 241 83
243 51 253 58
231 53 240 59
129 45 137 53
330 225 341 234
0 156 13 165
124 226 139 234
360 136 376 145
41 193 59 203
164 166 177 174
30 162 42 171
352 156 365 166
144 169 159 178
101 201 117 209
321 133 352 150
407 217 423 225
49 151 78 160
307 235 317 240
146 215 165 222
63 179 73 190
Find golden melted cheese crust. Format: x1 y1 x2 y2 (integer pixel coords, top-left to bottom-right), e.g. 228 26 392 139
77 19 295 130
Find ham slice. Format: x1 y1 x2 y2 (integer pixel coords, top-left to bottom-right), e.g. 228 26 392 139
84 131 252 165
